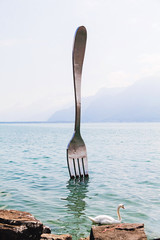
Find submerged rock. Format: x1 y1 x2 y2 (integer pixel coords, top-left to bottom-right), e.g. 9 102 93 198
90 223 147 240
0 209 47 240
43 225 52 234
79 237 89 240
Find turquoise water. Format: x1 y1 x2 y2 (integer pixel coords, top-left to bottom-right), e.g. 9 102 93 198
0 123 160 239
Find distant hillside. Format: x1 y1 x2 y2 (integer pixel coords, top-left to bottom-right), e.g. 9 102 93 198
48 77 160 122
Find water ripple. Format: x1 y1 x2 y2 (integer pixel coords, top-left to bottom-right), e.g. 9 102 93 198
0 123 160 239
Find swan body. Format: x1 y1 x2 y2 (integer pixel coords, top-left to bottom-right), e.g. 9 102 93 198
88 215 121 224
88 204 125 225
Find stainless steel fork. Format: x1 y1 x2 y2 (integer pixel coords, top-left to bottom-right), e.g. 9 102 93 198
67 26 88 179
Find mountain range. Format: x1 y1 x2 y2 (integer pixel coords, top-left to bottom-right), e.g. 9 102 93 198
48 77 160 122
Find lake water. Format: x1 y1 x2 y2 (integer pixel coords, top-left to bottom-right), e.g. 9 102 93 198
0 123 160 239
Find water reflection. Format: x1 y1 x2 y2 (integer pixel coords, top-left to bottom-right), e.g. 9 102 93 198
65 178 90 239
0 191 11 209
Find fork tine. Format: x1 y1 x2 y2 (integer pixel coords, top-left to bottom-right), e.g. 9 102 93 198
67 157 75 179
78 158 84 177
73 159 80 178
82 157 88 177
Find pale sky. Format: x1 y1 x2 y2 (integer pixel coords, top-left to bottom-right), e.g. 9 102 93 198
0 0 160 121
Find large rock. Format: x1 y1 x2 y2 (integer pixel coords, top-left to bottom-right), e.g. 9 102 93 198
40 233 72 240
0 209 45 240
90 223 147 240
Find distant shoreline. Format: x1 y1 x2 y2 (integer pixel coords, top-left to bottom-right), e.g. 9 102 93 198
1 121 160 124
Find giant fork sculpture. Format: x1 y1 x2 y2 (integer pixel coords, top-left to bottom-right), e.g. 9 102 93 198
67 26 88 179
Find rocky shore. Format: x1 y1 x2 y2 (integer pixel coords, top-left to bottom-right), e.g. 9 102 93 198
0 209 151 240
0 209 72 240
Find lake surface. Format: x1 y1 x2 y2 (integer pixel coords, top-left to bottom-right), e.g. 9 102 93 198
0 123 160 239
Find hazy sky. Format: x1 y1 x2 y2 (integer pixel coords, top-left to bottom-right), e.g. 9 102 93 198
1 0 160 121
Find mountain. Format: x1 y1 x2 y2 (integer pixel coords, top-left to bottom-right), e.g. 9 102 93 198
48 87 125 122
48 77 160 122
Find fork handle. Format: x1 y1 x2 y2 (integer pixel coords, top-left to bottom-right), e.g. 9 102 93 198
72 26 87 133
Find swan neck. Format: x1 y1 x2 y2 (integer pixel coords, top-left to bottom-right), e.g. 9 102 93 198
117 206 121 221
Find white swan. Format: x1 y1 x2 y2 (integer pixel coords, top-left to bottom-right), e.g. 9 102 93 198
88 204 125 224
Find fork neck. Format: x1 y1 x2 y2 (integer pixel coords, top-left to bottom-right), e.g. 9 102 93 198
74 101 81 134
73 74 81 134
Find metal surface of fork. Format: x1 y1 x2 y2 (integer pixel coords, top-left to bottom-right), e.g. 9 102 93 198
67 26 88 179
